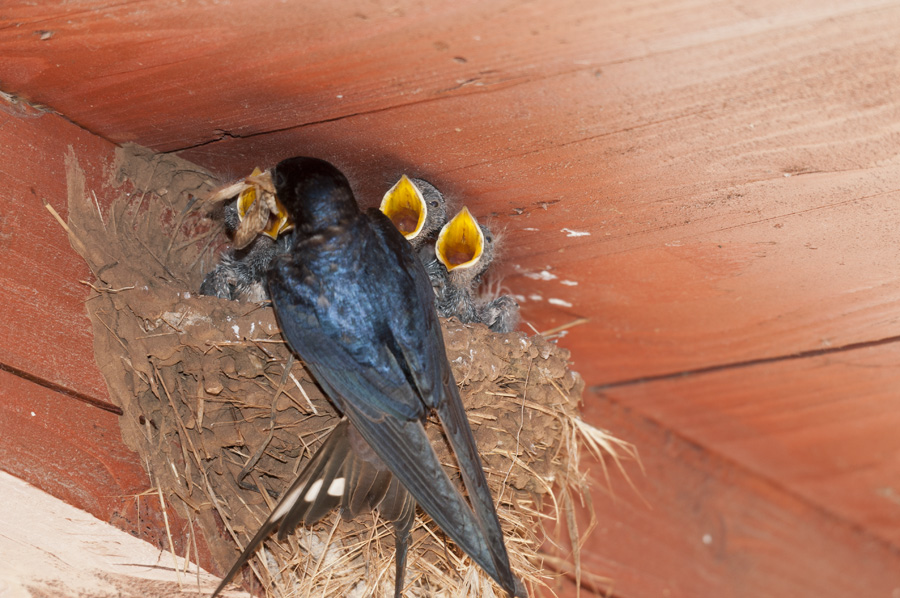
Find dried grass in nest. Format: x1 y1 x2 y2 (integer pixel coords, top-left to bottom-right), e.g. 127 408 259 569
60 144 640 597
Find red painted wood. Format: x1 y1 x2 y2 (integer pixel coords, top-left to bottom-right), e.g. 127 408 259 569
596 340 900 548
0 95 118 406
3 0 898 384
575 397 900 598
172 75 900 384
0 369 209 563
0 0 887 152
171 1 900 387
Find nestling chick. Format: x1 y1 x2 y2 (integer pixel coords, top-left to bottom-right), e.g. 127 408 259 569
430 208 520 333
379 175 447 252
199 169 293 302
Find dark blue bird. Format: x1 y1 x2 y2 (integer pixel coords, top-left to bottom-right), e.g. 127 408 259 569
211 157 525 598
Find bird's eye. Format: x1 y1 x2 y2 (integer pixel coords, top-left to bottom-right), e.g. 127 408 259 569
273 170 286 189
485 235 493 243
430 200 439 207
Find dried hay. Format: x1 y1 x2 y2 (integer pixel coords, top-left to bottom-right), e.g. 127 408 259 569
60 143 639 597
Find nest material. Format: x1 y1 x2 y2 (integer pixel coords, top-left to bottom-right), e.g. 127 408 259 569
62 144 637 597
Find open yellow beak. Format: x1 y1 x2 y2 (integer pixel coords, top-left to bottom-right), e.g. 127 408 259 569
236 167 292 240
380 175 427 240
435 207 484 271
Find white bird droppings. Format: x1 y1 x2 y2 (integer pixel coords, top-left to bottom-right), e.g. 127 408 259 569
549 298 573 307
524 270 558 281
561 228 590 237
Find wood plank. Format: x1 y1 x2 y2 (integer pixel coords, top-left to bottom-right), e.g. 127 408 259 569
3 0 899 388
573 397 900 598
0 471 248 598
0 369 209 564
2 0 888 151
0 95 119 405
173 0 900 386
593 340 900 548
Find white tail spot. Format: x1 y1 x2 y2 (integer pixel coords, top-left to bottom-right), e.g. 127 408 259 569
304 479 324 502
272 485 305 520
327 478 346 497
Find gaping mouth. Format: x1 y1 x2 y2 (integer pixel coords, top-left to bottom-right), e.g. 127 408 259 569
435 207 484 271
236 168 292 241
379 175 427 241
210 167 293 249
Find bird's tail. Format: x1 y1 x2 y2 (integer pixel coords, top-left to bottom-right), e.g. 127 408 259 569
211 418 414 598
435 382 527 597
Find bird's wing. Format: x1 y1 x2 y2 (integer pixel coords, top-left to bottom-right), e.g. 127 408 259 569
369 211 523 596
267 256 425 423
365 209 448 407
267 221 521 596
337 398 502 584
211 419 414 598
210 420 350 597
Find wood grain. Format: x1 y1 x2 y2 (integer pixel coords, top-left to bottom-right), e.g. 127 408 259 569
0 471 246 598
574 395 900 598
0 0 890 150
167 0 900 390
0 95 118 405
0 369 207 562
596 340 900 548
172 1 900 387
4 0 898 383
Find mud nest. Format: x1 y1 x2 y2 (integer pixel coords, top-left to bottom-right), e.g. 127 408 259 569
61 144 637 597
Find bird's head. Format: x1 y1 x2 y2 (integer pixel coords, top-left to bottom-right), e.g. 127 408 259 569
273 157 360 230
379 176 447 248
435 207 496 287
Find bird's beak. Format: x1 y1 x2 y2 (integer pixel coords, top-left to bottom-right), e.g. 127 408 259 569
237 168 293 239
435 207 484 271
380 175 427 241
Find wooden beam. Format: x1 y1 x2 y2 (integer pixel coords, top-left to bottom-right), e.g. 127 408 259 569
0 0 891 152
0 471 247 598
595 340 900 548
0 368 210 564
574 395 900 597
0 94 118 406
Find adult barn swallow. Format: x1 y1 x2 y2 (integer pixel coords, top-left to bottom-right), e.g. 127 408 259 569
213 157 524 597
